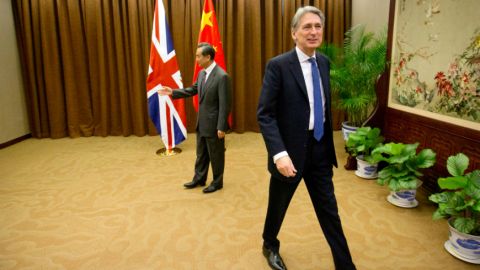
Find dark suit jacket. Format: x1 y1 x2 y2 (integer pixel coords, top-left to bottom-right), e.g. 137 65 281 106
173 64 232 137
257 49 338 182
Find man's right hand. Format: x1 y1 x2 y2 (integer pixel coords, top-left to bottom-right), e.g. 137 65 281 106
157 86 173 96
276 156 297 178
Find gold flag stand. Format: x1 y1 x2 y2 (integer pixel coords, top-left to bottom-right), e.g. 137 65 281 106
156 147 182 156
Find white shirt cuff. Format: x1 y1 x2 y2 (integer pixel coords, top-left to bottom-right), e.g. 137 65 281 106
273 151 288 163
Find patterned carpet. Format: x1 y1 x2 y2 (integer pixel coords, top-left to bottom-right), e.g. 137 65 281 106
0 132 476 269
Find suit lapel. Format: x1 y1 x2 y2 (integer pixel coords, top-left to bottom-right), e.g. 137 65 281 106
288 50 309 101
316 53 334 130
316 53 330 106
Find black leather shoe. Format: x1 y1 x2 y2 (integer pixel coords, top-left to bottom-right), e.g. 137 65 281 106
202 184 222 193
262 246 287 270
183 180 206 189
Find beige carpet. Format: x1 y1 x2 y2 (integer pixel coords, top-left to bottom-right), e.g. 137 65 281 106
0 132 476 270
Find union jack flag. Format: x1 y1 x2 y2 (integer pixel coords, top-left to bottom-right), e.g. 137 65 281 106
146 0 187 150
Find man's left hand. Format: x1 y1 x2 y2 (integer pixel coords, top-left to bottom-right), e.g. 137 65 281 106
217 130 225 139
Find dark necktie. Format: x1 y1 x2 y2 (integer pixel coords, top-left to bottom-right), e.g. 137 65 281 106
199 70 207 97
308 57 324 141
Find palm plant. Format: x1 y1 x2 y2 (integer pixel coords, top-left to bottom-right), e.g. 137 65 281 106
320 25 387 127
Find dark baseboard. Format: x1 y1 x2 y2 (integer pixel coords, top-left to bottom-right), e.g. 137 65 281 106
0 134 32 149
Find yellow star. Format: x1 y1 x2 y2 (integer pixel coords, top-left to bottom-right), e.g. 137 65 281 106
213 45 218 52
200 11 213 31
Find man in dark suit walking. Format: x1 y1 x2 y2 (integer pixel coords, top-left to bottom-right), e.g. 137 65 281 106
257 6 356 270
158 42 232 194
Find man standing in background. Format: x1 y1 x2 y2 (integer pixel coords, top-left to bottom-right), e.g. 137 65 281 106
158 42 232 194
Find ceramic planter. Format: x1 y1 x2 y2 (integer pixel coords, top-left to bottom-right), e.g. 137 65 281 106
387 190 418 208
341 121 358 141
355 156 378 179
387 181 423 208
443 218 480 264
386 181 422 208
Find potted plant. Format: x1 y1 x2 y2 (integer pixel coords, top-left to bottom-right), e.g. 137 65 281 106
319 25 387 140
345 126 384 179
370 142 436 208
428 153 480 263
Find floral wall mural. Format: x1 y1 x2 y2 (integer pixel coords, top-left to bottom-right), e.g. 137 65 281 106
388 0 480 131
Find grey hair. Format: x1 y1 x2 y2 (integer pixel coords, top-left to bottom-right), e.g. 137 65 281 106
291 6 325 31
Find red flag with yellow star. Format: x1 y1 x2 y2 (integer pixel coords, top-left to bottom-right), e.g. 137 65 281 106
192 0 231 126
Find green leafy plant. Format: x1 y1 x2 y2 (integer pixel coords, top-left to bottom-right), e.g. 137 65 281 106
319 25 387 127
429 153 480 235
370 142 436 191
345 126 384 161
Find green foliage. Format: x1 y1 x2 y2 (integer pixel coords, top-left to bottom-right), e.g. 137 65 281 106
345 127 384 161
319 25 387 127
429 153 480 235
370 142 436 191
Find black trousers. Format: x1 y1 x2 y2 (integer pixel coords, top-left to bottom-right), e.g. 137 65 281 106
262 134 356 270
192 133 225 187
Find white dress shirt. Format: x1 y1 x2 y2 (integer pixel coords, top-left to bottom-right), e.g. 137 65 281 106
273 47 326 163
204 61 216 82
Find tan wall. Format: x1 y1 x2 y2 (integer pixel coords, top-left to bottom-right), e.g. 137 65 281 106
0 1 29 144
352 0 390 34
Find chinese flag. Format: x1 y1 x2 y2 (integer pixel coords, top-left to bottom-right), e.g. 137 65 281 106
193 0 232 126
